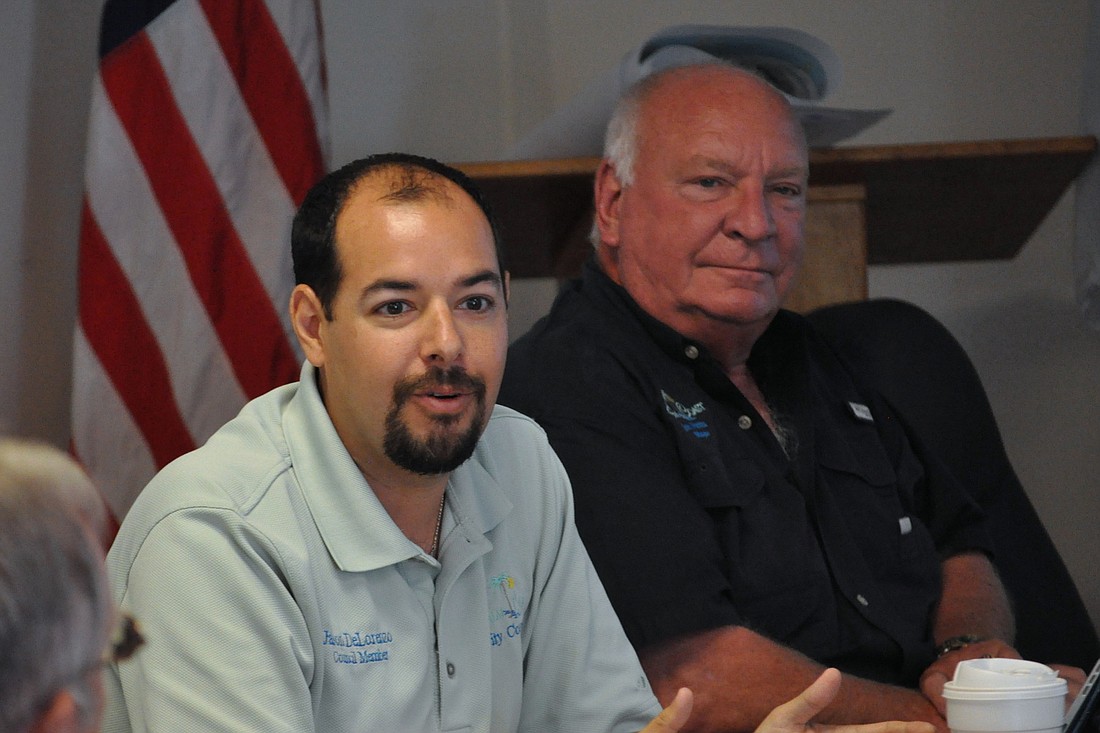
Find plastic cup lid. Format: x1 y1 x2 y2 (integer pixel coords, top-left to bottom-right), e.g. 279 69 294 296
943 659 1068 700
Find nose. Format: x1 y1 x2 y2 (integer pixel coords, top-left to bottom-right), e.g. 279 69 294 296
421 302 464 365
723 184 776 243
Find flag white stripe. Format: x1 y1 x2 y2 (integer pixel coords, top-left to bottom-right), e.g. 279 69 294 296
148 1 301 355
74 0 326 520
263 0 330 160
84 74 248 441
71 327 158 517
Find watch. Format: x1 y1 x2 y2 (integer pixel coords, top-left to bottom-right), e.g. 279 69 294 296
936 634 985 657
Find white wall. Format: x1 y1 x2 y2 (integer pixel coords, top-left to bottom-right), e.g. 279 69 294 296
5 0 1097 629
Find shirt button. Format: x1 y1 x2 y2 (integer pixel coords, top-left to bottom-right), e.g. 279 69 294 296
684 345 699 359
856 594 869 607
446 661 456 677
737 415 752 430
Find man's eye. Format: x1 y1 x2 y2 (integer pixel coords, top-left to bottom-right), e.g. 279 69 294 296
378 302 411 316
459 296 493 312
696 177 722 188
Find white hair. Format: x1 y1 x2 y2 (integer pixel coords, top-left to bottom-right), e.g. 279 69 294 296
0 439 111 733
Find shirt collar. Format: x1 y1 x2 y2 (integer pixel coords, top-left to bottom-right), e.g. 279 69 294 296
581 258 712 368
282 362 510 573
580 258 810 402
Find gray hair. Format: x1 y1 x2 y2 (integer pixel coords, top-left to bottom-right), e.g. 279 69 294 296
588 70 651 247
0 439 111 733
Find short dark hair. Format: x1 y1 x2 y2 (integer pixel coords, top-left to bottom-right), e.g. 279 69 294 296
291 153 506 320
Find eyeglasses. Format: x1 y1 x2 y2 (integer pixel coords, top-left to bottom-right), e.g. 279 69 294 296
33 613 146 720
106 613 145 665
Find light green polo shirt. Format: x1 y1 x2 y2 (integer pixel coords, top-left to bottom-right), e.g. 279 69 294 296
102 363 660 733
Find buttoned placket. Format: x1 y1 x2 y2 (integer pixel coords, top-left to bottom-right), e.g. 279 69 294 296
432 501 495 731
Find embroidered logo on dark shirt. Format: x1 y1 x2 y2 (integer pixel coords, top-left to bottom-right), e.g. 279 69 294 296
662 390 710 438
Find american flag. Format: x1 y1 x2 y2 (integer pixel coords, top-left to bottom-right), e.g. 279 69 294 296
72 0 328 522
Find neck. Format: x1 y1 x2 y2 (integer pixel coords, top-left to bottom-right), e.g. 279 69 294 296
356 460 449 555
597 250 770 372
696 323 763 373
727 363 784 438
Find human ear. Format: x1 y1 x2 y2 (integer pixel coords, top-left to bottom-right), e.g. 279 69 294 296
593 159 625 249
290 284 326 368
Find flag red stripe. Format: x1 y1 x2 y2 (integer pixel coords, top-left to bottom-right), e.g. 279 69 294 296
77 200 196 467
100 33 300 398
202 0 325 204
76 0 327 516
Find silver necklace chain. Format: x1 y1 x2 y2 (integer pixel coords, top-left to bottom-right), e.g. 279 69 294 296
429 491 446 558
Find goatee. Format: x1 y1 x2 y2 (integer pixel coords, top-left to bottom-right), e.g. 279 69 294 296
383 366 487 475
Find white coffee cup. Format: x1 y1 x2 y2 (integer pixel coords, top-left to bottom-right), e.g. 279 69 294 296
943 658 1067 733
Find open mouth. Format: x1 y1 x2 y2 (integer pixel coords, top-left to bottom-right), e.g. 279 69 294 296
395 367 487 410
425 390 465 400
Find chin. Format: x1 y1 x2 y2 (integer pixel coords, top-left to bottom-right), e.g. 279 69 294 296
697 296 778 325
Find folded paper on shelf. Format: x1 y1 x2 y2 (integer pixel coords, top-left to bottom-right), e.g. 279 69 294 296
510 24 891 159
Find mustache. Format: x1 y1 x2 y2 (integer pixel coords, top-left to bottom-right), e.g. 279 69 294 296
393 366 486 403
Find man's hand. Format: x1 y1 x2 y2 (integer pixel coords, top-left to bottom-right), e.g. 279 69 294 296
640 625 949 732
919 638 1021 716
1050 665 1087 704
756 668 936 733
641 687 694 733
919 642 1086 716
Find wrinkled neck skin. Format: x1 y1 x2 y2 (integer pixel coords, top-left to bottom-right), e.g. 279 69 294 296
597 245 772 374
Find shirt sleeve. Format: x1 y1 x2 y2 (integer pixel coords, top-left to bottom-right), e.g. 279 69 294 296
104 507 315 733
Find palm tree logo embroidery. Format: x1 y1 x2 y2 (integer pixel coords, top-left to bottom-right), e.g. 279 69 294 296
490 574 518 618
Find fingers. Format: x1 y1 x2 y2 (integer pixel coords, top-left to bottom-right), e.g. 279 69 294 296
972 640 1022 660
1050 664 1087 703
823 721 937 733
918 671 949 717
641 687 694 733
920 639 1023 716
754 670 937 733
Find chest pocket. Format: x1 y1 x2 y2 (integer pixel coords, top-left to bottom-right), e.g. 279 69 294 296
709 456 835 644
815 421 935 565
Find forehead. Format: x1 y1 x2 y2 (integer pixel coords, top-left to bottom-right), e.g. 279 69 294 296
637 68 807 169
333 174 497 279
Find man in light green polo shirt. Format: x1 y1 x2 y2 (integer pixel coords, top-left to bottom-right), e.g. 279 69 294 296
102 153 934 733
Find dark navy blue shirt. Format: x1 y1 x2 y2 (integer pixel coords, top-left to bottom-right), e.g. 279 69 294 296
500 259 992 686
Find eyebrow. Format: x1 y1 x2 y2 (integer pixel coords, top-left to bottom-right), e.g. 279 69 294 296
360 269 503 298
693 157 809 181
459 269 503 290
771 165 809 181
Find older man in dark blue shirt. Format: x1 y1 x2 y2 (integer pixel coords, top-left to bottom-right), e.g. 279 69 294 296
500 63 1048 733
